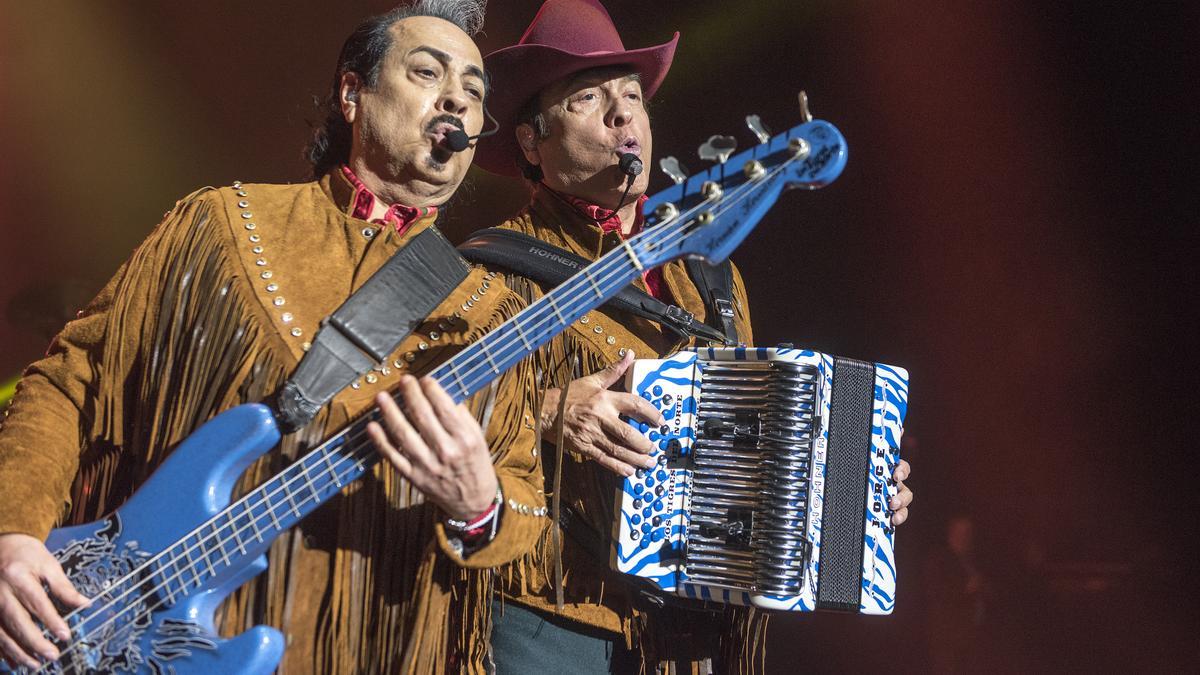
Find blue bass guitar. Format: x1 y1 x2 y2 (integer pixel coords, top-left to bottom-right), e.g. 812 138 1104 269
8 110 846 674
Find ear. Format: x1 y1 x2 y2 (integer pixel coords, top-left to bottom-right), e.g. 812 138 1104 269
338 72 363 124
516 123 541 166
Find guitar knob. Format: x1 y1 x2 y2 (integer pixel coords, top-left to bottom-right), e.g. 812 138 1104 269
797 90 813 123
698 135 737 164
653 202 680 223
659 156 689 185
745 114 772 144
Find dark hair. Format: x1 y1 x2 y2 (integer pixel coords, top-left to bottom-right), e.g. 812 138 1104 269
306 0 487 177
513 67 644 182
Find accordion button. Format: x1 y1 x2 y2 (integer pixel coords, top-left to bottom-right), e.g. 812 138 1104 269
656 470 668 481
643 507 652 518
633 484 644 496
649 431 660 441
662 394 674 406
638 422 650 433
631 530 640 540
641 523 651 534
631 514 641 525
644 477 655 488
652 516 663 527
640 539 649 549
659 425 671 434
655 485 665 497
658 439 669 451
653 499 665 511
652 530 664 542
633 499 643 509
658 455 669 465
652 385 663 396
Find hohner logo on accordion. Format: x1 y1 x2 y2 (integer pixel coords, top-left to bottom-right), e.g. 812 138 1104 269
612 346 909 614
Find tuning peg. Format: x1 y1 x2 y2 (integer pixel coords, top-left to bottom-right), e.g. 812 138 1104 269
798 90 812 123
745 115 771 144
659 156 689 185
698 135 737 164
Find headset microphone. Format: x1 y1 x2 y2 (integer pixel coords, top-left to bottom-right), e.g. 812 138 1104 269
617 152 644 178
443 104 501 152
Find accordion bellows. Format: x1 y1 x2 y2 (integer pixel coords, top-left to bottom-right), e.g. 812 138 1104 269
612 346 909 614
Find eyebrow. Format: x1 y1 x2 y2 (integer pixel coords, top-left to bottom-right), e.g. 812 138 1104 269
409 45 486 83
564 70 641 94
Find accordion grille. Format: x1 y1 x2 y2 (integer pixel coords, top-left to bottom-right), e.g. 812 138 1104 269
688 360 818 596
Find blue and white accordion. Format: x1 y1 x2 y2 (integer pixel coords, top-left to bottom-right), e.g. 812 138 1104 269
613 346 909 614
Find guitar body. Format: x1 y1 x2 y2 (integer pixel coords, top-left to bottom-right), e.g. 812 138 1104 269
24 405 284 674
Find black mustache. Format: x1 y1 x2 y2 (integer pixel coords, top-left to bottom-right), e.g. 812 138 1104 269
426 114 465 134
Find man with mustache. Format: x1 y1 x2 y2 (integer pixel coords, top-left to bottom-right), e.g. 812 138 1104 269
472 0 915 671
0 2 550 672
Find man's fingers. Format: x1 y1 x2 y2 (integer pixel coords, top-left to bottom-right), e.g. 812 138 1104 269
419 377 484 449
374 392 437 473
592 452 638 477
396 376 454 455
0 585 59 663
12 575 69 643
891 507 909 526
0 625 39 670
612 392 666 427
890 481 913 511
43 565 89 613
593 349 635 389
599 417 657 466
893 459 910 482
367 421 415 480
575 437 637 477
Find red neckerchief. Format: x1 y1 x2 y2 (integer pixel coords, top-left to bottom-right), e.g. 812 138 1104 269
559 193 670 302
340 165 436 235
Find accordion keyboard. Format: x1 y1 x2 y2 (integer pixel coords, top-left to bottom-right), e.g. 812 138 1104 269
688 360 818 597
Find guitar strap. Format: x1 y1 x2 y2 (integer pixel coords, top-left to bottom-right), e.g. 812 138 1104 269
275 227 470 433
458 228 735 345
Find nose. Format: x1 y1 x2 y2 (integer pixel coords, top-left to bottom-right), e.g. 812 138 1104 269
607 97 633 128
437 84 470 118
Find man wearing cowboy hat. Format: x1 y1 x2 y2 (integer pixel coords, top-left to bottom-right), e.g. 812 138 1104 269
470 0 916 671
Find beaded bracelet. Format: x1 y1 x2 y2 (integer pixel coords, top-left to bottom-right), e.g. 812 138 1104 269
445 486 503 540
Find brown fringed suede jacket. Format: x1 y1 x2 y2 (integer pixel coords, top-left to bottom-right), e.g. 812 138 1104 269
492 186 769 674
0 170 549 673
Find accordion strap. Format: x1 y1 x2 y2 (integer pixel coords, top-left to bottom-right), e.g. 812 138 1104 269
275 227 470 433
684 257 738 345
458 228 732 344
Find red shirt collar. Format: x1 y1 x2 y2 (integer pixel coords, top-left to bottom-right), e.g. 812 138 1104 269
559 192 650 239
340 165 437 235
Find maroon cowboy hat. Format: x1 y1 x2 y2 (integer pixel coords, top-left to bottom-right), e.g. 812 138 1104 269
474 0 678 177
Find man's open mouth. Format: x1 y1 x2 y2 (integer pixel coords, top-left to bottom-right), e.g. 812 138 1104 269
618 136 642 157
427 115 465 146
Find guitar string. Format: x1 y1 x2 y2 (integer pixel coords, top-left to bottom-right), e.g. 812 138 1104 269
42 147 809 672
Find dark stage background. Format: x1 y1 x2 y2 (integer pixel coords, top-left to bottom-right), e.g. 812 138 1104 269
1 1 1196 671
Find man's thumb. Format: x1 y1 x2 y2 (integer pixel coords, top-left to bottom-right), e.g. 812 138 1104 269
596 350 635 388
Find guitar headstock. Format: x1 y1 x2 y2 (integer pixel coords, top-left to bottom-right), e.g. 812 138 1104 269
637 96 847 267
